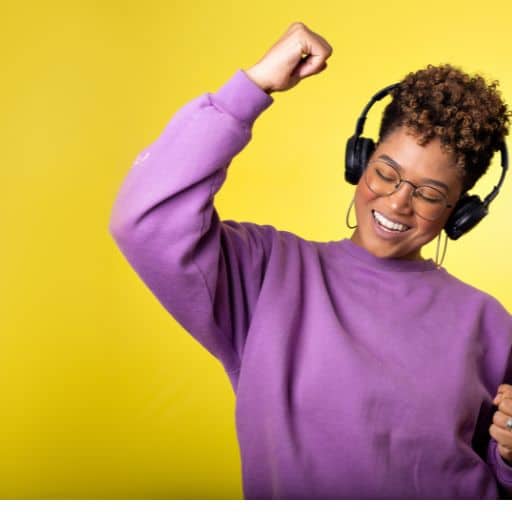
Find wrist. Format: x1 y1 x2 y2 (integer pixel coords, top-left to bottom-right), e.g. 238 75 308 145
244 66 273 95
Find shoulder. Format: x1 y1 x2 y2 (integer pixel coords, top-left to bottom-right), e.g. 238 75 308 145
438 267 511 320
228 221 320 248
220 220 320 264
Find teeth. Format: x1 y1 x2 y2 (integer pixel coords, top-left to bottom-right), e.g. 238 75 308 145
373 210 409 232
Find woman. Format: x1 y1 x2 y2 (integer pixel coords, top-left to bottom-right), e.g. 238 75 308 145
109 22 512 499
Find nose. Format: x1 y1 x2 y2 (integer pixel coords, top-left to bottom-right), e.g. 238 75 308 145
388 181 414 214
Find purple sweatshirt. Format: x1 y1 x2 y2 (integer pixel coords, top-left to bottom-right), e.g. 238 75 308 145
109 69 512 499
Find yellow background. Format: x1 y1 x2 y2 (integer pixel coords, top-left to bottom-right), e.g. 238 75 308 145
3 0 512 499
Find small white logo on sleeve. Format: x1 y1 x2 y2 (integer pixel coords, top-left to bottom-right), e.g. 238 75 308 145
132 151 150 166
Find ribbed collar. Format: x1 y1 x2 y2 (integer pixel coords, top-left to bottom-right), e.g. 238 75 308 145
337 238 439 273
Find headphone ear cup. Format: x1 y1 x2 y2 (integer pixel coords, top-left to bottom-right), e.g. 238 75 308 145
444 194 488 240
359 137 375 175
345 136 375 185
345 136 359 184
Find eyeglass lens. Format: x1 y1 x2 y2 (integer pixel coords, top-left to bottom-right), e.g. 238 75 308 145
364 165 447 220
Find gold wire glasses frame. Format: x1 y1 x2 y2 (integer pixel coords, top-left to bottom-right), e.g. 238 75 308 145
364 162 454 221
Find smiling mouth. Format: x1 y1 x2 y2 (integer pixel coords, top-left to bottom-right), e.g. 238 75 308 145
372 210 411 232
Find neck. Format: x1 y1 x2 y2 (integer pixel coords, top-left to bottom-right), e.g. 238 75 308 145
350 230 424 261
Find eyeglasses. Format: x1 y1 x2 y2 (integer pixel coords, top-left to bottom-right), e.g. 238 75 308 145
364 162 454 221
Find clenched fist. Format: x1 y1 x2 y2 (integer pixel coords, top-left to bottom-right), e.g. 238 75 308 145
244 21 333 94
491 383 512 465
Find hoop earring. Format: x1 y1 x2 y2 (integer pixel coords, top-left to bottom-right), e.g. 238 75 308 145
434 230 448 268
345 197 358 229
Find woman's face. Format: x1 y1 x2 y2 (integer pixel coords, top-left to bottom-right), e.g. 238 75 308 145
351 126 464 260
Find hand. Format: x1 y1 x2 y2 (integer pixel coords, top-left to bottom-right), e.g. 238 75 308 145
490 383 512 464
244 21 333 94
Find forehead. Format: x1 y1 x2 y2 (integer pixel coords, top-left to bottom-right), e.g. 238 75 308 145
376 126 461 188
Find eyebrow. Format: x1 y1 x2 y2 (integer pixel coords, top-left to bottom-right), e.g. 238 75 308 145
375 154 450 192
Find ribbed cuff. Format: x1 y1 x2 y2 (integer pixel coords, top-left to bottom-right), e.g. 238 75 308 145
210 69 274 126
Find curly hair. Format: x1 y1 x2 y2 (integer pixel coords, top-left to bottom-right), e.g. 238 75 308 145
378 64 511 193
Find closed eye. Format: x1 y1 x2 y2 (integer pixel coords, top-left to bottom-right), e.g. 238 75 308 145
375 168 395 182
416 189 444 203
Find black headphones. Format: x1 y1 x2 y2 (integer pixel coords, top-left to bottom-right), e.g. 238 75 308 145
345 83 509 240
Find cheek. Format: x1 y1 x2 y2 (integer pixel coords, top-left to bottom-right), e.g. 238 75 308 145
414 216 445 242
354 180 378 214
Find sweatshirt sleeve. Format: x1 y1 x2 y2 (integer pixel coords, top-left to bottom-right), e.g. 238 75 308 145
479 297 512 498
108 69 275 378
487 439 512 497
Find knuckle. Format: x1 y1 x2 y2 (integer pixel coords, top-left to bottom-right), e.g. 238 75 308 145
499 384 512 394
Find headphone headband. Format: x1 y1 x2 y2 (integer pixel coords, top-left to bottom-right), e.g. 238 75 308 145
353 83 400 137
483 140 508 206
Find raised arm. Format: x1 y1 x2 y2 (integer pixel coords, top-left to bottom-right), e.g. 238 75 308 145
108 22 333 382
108 69 275 377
